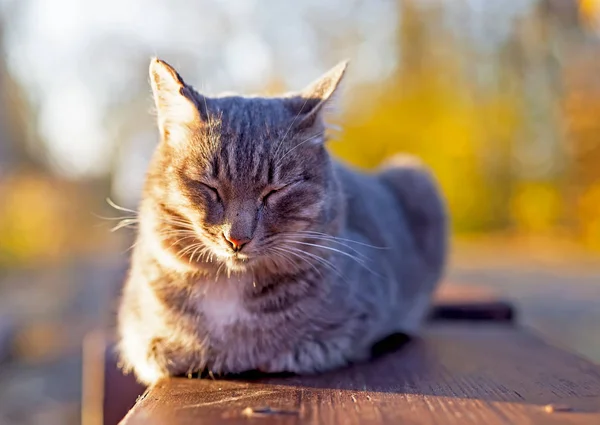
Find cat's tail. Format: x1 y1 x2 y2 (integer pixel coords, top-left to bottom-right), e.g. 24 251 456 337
378 154 448 276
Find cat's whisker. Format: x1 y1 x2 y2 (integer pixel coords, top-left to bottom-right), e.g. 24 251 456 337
182 243 207 259
280 245 343 279
279 233 389 268
106 197 138 214
290 231 390 250
166 235 199 252
273 95 311 159
278 134 322 163
174 244 195 260
282 239 366 263
270 252 305 276
214 263 225 282
155 230 194 242
193 247 212 264
94 214 138 221
158 218 196 230
271 247 323 277
93 212 139 232
110 219 139 232
125 241 138 253
282 239 384 279
189 246 202 263
156 229 197 238
270 247 300 268
191 249 209 264
176 242 205 260
159 222 194 231
268 249 296 271
278 232 372 261
158 228 196 235
188 245 202 264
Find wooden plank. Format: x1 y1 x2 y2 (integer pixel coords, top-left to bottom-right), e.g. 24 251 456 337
428 299 514 323
91 283 516 424
429 283 515 323
120 324 600 425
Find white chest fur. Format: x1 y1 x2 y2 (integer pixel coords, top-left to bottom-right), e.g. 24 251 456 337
197 275 252 338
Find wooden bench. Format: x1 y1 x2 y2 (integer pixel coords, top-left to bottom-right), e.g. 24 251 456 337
83 284 600 424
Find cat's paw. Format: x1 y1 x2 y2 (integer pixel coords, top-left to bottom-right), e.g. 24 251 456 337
132 359 167 385
117 337 170 385
130 337 205 385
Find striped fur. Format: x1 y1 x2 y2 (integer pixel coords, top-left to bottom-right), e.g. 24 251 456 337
117 58 448 385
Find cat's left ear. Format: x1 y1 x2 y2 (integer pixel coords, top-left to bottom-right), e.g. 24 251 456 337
149 58 203 144
288 60 348 136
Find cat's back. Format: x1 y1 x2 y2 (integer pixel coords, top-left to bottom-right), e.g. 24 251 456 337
329 159 440 337
333 160 412 252
332 156 447 330
333 155 446 268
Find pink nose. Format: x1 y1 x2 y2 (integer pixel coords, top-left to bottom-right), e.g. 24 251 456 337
223 233 251 252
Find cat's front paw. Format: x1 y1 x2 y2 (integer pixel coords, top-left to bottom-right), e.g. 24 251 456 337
131 337 205 385
131 359 167 385
124 339 170 385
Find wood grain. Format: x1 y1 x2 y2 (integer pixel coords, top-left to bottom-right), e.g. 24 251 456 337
120 324 600 425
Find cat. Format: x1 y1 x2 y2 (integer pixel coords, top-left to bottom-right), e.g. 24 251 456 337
116 57 448 385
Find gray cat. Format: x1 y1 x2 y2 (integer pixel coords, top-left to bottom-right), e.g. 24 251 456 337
117 58 448 385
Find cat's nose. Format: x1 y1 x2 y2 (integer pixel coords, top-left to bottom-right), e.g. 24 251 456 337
223 233 251 252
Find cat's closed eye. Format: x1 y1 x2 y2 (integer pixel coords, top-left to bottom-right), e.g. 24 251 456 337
200 182 221 203
261 180 304 204
262 187 283 203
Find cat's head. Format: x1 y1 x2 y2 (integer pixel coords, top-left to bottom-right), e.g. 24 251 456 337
141 58 347 274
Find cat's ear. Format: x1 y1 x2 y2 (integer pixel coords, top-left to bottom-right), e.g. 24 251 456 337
288 60 348 137
149 58 203 143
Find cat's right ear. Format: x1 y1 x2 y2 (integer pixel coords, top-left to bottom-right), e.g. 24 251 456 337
149 58 203 144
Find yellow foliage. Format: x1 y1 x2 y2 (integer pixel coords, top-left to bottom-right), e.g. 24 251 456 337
579 0 600 28
510 182 562 234
0 173 121 269
577 183 600 250
0 175 67 265
332 62 521 233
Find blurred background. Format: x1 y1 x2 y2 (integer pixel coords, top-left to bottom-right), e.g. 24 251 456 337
0 0 599 423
